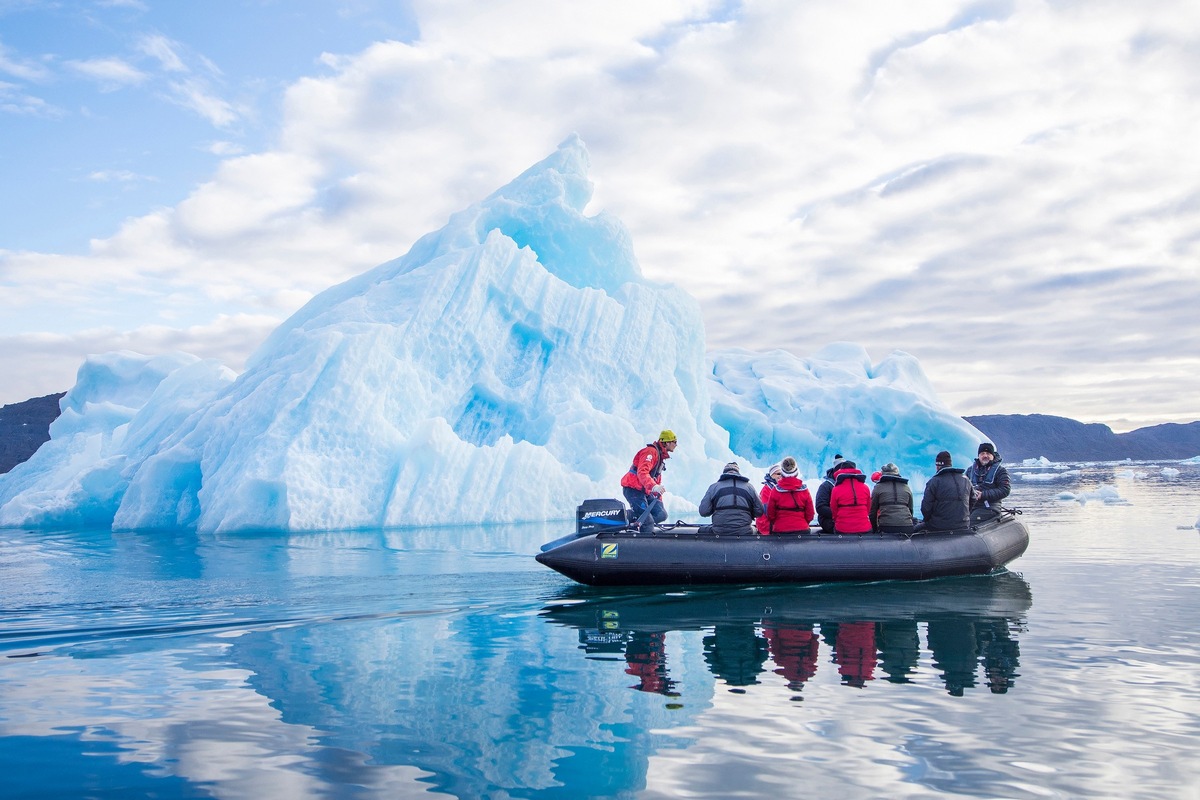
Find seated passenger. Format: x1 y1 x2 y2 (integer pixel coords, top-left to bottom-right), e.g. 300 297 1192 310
830 460 873 535
919 451 971 531
755 462 782 534
699 461 765 535
966 442 1011 519
813 453 845 534
764 456 814 534
870 463 915 534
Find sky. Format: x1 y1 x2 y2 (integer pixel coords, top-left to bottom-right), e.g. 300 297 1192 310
1 0 1197 432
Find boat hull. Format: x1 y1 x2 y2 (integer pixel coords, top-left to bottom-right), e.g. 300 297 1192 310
535 514 1029 587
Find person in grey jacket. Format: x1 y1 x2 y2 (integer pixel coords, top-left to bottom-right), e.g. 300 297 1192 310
870 463 914 533
699 461 765 535
919 451 971 531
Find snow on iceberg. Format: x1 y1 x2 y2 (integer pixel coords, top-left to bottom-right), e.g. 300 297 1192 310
0 136 985 532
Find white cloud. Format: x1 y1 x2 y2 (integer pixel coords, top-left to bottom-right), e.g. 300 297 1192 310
88 169 152 183
0 80 59 116
207 140 246 156
165 76 238 126
0 315 281 402
2 0 1199 429
66 56 148 89
137 33 187 72
0 40 51 82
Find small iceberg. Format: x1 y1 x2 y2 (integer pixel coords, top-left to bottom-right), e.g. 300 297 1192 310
1058 484 1126 505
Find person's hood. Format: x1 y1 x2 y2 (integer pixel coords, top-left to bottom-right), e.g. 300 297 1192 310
877 473 910 484
935 466 966 476
833 468 865 484
718 472 751 484
777 475 808 491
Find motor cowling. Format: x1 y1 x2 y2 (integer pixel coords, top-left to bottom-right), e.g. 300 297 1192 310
576 498 628 536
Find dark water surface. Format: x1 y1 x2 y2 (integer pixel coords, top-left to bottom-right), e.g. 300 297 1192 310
2 462 1198 799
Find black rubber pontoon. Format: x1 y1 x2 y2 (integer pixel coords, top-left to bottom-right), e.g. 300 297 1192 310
535 508 1029 587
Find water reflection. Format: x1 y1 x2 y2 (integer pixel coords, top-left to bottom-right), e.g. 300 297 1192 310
542 573 1031 698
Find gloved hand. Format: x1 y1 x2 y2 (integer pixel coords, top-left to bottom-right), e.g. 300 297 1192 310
648 483 665 497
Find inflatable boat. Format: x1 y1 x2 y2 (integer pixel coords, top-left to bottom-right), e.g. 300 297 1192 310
535 499 1029 587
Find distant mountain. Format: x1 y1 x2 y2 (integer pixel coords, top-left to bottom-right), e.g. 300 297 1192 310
0 393 65 474
966 414 1200 462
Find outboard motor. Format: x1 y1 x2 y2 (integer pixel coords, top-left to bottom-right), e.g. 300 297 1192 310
576 498 628 536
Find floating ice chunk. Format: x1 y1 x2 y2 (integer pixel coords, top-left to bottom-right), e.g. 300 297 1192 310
1061 484 1126 505
1016 470 1079 482
1020 456 1055 467
1161 467 1181 478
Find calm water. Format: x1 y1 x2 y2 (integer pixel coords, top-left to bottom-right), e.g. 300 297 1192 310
2 462 1198 799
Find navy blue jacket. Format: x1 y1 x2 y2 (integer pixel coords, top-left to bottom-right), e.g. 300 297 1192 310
920 467 971 531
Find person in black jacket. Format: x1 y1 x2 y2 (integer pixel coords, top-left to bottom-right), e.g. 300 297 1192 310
813 453 845 534
699 461 764 535
920 451 971 531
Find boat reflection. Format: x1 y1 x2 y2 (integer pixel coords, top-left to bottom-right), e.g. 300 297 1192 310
541 572 1031 697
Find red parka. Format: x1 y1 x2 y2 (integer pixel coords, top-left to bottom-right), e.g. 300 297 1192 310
755 483 773 534
764 476 815 533
830 467 872 534
620 442 670 493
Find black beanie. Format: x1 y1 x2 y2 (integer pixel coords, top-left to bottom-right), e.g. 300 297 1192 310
935 451 952 467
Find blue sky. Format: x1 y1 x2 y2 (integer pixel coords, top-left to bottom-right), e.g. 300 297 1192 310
2 0 1198 431
1 0 418 251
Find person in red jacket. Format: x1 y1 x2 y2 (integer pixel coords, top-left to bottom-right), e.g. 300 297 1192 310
755 462 782 534
762 623 820 693
619 430 676 533
764 456 814 534
830 460 873 534
833 621 878 688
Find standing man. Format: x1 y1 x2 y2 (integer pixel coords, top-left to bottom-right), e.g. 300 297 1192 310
966 442 1011 518
920 451 972 532
620 430 677 533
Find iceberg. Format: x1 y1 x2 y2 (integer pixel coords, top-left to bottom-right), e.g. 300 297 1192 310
0 137 984 532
